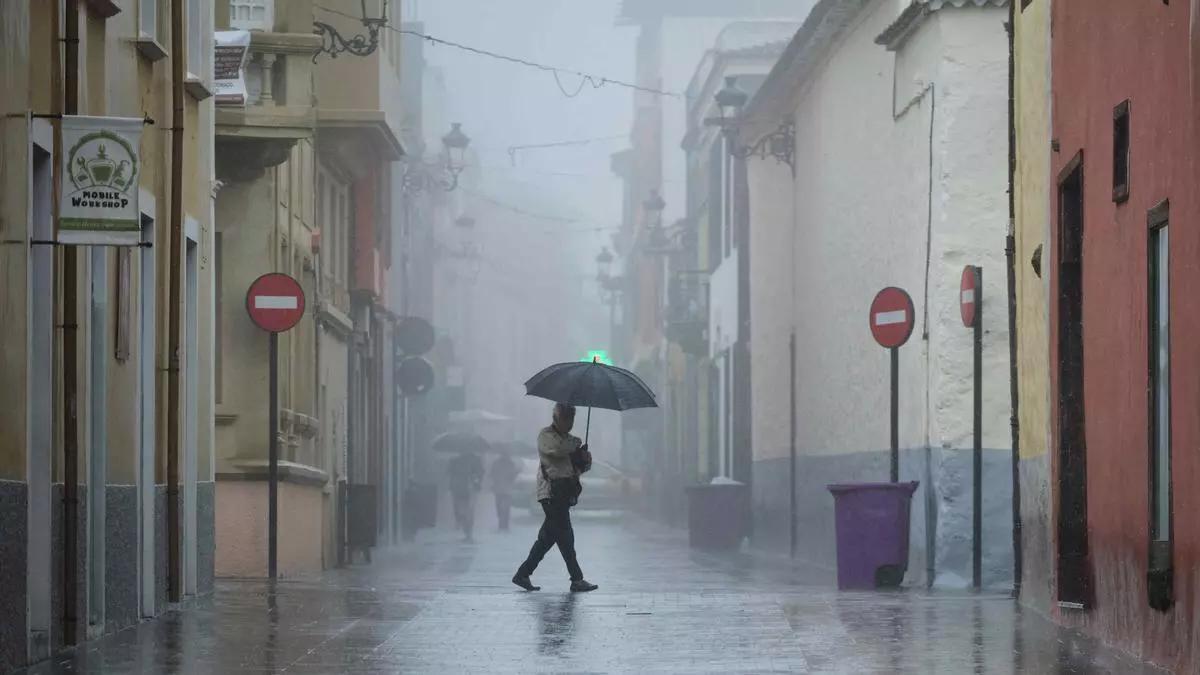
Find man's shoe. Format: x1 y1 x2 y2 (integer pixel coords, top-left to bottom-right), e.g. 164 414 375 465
570 580 599 593
512 574 540 591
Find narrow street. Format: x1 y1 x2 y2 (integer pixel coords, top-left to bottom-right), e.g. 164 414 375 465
23 510 1163 674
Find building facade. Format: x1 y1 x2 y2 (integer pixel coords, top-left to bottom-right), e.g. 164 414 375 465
1036 0 1200 670
613 0 810 519
0 0 217 669
212 0 404 577
677 29 796 522
743 0 1014 587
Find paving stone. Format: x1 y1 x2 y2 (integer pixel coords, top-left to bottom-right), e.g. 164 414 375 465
17 513 1169 674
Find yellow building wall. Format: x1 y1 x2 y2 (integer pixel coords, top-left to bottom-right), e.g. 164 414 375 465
1013 0 1054 611
0 3 215 487
1014 1 1052 463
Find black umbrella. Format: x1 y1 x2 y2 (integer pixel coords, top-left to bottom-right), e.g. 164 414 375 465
432 431 490 455
524 359 657 442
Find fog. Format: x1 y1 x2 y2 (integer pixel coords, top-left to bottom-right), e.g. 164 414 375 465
412 0 637 462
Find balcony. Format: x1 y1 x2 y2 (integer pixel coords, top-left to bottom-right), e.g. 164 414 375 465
216 31 321 180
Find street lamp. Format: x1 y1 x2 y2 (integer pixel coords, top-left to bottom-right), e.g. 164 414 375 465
402 123 471 194
643 189 666 227
707 75 795 169
595 246 614 282
313 0 390 60
442 122 471 176
715 76 749 125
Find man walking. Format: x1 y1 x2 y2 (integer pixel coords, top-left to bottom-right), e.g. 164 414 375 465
513 403 599 592
489 452 519 531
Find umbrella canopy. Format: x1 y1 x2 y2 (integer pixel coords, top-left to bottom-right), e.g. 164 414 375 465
524 361 657 411
432 431 490 455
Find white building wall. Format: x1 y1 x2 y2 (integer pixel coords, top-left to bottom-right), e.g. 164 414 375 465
748 1 1012 587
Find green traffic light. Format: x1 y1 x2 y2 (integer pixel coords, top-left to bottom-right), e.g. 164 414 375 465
583 350 613 366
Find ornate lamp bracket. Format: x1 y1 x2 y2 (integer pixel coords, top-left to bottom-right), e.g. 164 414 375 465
313 1 390 61
730 121 795 170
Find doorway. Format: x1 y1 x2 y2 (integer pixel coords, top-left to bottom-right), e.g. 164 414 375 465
1056 154 1089 607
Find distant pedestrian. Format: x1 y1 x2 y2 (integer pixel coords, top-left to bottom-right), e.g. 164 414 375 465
489 453 520 531
512 403 599 593
447 451 484 542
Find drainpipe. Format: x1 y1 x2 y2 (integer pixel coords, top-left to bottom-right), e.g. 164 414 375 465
166 0 186 603
1005 1 1023 600
60 0 81 646
891 63 936 587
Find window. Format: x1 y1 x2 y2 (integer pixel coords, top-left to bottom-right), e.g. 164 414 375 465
186 0 214 99
1021 0 1033 10
229 0 273 30
136 0 168 61
1147 200 1172 610
115 248 131 361
214 232 223 404
1113 100 1130 203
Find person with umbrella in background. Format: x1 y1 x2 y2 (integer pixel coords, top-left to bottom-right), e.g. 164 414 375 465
435 431 491 543
512 358 657 592
447 449 484 543
489 449 520 532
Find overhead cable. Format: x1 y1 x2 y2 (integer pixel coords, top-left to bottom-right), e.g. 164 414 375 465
314 5 684 100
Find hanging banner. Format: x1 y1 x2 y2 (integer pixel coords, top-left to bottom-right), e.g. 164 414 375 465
214 30 251 106
59 115 142 245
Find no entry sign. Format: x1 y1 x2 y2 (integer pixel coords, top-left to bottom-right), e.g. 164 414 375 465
869 287 915 349
961 266 979 327
246 272 305 333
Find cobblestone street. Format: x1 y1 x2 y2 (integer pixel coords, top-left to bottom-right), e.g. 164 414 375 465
19 511 1167 674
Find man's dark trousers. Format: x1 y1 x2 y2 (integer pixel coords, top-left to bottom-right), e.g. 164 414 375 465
517 498 583 581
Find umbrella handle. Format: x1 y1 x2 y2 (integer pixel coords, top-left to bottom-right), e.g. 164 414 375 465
585 406 592 445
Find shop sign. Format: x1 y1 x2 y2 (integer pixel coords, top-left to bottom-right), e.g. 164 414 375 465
59 115 142 245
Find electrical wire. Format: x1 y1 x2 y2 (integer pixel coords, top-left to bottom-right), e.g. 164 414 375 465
505 134 626 165
314 5 684 99
462 188 577 224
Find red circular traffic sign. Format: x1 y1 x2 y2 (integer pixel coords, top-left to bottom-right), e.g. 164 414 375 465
960 266 979 328
246 273 306 333
869 287 915 349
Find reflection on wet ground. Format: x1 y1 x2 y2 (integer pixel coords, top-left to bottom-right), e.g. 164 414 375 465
21 513 1168 674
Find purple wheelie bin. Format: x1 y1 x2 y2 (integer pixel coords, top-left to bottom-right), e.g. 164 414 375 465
826 481 919 590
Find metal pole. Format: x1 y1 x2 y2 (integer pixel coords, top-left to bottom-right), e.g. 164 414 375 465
1005 0 1024 600
890 347 899 483
268 332 279 580
59 0 81 645
789 331 797 558
973 267 983 589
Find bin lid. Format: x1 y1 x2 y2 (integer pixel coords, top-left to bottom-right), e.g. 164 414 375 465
826 481 918 495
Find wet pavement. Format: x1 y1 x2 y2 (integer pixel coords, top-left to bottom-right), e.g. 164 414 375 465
22 509 1168 674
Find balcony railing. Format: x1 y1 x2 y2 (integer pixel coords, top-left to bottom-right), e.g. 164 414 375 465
216 31 321 139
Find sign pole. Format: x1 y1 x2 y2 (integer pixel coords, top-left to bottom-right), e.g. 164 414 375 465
890 347 899 483
870 286 914 484
268 331 279 580
789 331 798 558
972 267 983 590
246 272 305 581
